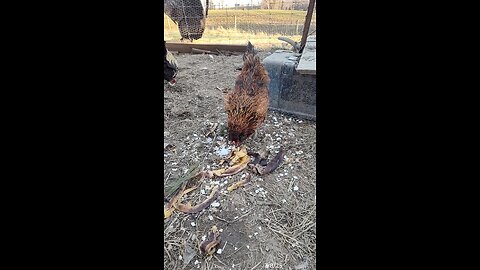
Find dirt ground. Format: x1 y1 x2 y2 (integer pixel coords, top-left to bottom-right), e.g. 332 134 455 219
164 51 316 270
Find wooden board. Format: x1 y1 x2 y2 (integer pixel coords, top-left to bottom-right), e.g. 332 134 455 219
296 35 316 75
165 42 247 53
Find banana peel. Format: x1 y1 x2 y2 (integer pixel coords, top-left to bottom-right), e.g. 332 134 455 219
229 146 248 165
200 225 221 255
206 146 250 178
176 186 220 213
227 173 252 192
261 147 284 175
251 147 285 175
210 155 250 177
164 183 198 219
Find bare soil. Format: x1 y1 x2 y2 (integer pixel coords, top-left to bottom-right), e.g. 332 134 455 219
164 52 316 270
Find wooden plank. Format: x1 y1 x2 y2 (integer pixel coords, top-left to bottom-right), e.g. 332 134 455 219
165 42 247 53
191 48 219 55
296 35 316 75
299 0 316 53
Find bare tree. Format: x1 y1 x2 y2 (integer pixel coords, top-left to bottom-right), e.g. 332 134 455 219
261 0 311 10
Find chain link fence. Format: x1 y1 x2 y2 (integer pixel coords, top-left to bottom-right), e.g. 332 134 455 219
165 0 316 49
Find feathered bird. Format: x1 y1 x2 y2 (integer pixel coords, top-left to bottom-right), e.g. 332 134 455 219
164 41 178 85
164 0 207 41
225 41 270 146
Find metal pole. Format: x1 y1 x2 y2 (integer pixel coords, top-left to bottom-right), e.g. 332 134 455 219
299 0 315 53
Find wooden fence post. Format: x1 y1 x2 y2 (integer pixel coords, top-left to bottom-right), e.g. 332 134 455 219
300 0 316 53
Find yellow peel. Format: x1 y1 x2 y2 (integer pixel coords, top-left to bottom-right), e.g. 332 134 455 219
227 174 251 192
220 155 250 176
227 181 244 192
176 186 220 213
200 225 222 255
206 147 250 178
211 168 226 177
229 146 248 165
163 184 198 219
164 208 174 219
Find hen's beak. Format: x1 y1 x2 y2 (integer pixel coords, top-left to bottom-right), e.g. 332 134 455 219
168 78 176 86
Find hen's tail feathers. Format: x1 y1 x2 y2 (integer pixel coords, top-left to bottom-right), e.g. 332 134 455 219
246 41 255 54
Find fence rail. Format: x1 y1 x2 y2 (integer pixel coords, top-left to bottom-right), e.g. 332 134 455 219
164 0 316 49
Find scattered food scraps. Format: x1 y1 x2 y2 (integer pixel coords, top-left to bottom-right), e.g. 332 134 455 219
200 225 221 255
256 147 285 175
176 186 220 213
227 174 252 192
229 146 248 165
164 182 188 219
205 147 251 178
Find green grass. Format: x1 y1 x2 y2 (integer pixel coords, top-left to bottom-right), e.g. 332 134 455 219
164 9 316 50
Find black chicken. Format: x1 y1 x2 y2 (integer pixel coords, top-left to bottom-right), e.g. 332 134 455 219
164 0 207 41
164 41 178 85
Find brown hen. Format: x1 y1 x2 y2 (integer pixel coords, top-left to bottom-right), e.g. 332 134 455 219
225 41 270 146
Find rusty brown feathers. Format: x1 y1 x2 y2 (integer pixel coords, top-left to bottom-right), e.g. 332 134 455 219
225 41 270 144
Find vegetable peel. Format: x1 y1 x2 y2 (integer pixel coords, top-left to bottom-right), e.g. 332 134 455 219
229 146 248 165
261 147 284 175
205 148 251 178
164 183 198 219
252 147 284 175
200 225 221 255
227 174 252 192
176 186 220 213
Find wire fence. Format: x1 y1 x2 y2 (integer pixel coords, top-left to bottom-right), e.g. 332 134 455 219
164 0 316 48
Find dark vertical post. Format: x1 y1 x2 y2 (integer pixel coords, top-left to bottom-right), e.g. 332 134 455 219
300 0 315 53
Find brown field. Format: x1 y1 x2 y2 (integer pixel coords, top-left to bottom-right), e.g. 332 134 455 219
164 9 316 49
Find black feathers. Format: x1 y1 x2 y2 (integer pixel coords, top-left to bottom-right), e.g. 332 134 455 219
164 41 178 83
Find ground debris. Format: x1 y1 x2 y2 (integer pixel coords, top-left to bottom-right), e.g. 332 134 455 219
163 52 316 269
199 225 221 256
